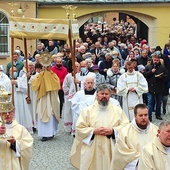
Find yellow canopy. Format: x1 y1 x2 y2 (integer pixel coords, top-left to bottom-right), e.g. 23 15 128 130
9 16 79 40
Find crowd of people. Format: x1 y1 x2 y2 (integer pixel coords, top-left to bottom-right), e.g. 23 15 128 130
0 20 170 169
83 20 137 45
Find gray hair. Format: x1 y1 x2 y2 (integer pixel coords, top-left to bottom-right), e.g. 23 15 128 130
13 51 19 56
159 121 170 130
28 61 35 66
105 53 111 57
85 58 92 63
152 51 161 58
15 49 21 55
96 83 111 93
35 54 40 58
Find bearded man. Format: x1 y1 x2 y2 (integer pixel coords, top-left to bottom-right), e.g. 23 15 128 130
70 83 129 170
111 104 158 170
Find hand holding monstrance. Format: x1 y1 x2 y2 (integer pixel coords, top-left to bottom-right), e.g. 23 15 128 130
0 125 6 135
0 90 13 139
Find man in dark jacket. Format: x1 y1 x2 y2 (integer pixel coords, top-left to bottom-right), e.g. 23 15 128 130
62 48 73 73
90 41 102 64
99 53 113 79
143 53 168 121
137 49 149 66
33 42 45 58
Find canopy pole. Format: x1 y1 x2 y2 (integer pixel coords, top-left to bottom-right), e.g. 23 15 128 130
69 28 77 92
24 38 31 104
11 37 14 105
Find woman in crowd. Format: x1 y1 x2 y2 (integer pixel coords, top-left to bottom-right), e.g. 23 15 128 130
106 59 124 106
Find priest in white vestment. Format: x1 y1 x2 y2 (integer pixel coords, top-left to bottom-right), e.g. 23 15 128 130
111 103 158 170
0 65 12 93
11 72 33 134
29 63 43 132
62 62 80 133
0 102 33 170
71 76 96 136
32 54 60 141
70 83 129 170
117 61 148 121
8 66 20 123
75 60 96 90
138 121 170 170
28 62 42 131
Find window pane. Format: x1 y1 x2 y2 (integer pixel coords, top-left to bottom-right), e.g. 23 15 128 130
0 12 9 55
0 45 8 52
0 36 7 43
0 14 8 23
0 25 8 35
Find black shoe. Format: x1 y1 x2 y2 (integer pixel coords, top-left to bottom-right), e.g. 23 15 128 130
149 117 152 122
163 108 166 114
156 116 163 120
48 135 54 140
33 127 36 132
41 137 49 141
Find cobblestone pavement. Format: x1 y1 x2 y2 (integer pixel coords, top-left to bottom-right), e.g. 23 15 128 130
29 118 75 170
30 96 170 170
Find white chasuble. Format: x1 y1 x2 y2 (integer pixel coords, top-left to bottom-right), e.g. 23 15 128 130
117 71 148 121
70 101 129 170
138 137 170 170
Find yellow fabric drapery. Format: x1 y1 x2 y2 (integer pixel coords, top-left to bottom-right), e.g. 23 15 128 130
32 70 60 100
10 17 79 40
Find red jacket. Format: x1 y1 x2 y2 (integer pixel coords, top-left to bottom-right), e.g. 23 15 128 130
51 65 68 89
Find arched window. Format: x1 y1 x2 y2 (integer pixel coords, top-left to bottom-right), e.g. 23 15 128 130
0 12 9 57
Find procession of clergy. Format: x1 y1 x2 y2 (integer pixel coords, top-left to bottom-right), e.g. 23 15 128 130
0 47 170 170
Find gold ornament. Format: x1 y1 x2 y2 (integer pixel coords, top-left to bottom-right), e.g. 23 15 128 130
39 52 52 67
0 90 13 139
0 90 13 114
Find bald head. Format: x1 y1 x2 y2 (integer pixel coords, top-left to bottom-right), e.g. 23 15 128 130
75 62 80 73
80 60 87 68
28 61 35 73
85 76 94 91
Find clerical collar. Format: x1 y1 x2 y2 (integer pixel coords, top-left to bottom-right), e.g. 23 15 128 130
84 89 96 95
31 71 36 75
159 138 170 154
127 70 135 75
163 145 170 154
80 70 89 76
132 118 150 133
5 121 13 129
5 121 13 125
